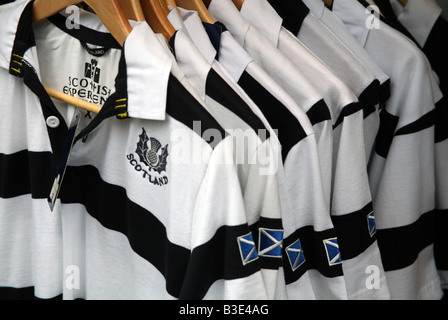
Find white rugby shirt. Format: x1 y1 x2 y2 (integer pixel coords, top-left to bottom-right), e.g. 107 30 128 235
0 0 268 300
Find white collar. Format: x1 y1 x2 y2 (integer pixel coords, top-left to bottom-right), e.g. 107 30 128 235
389 0 442 47
169 5 253 82
124 21 172 121
168 6 218 66
0 0 30 71
0 0 172 121
332 0 375 47
208 0 252 45
171 28 212 101
218 31 254 82
240 0 283 47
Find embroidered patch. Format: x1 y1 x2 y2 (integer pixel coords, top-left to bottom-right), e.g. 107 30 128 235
127 128 169 187
367 211 377 237
237 233 259 266
286 238 306 271
323 238 342 267
258 228 283 258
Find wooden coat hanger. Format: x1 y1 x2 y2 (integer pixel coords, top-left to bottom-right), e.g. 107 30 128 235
33 0 133 114
165 0 183 18
118 0 146 21
176 0 215 23
230 0 244 10
140 0 176 40
322 0 333 7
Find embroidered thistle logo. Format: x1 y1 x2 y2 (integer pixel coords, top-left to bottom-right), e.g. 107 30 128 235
127 128 169 186
136 128 169 174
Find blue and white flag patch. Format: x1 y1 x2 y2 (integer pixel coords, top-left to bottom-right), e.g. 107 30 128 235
286 238 306 271
323 238 342 266
367 211 376 237
258 228 283 258
237 233 259 265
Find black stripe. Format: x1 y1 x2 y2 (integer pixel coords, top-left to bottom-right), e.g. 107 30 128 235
374 108 398 158
378 79 391 110
179 224 262 299
206 69 269 142
434 208 448 270
358 80 380 120
0 150 54 199
167 73 227 149
267 0 309 35
395 109 435 136
331 203 377 261
283 226 343 284
435 97 448 143
0 287 62 300
59 165 259 299
59 165 189 298
358 80 380 108
333 102 364 129
238 71 307 162
168 30 178 57
306 99 332 126
377 209 435 271
423 17 448 121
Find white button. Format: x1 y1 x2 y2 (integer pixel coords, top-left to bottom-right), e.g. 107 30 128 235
46 116 60 128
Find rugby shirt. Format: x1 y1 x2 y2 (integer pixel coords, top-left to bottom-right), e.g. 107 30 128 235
197 3 347 299
0 0 268 300
332 0 444 299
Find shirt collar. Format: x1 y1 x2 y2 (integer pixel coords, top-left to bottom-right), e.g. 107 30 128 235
208 0 252 45
171 28 212 101
124 21 172 121
217 31 254 82
0 0 33 72
332 0 373 47
169 5 253 82
240 0 283 46
0 0 172 121
169 6 218 65
389 0 442 47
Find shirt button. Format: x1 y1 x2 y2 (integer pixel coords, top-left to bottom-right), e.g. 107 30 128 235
46 116 60 128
